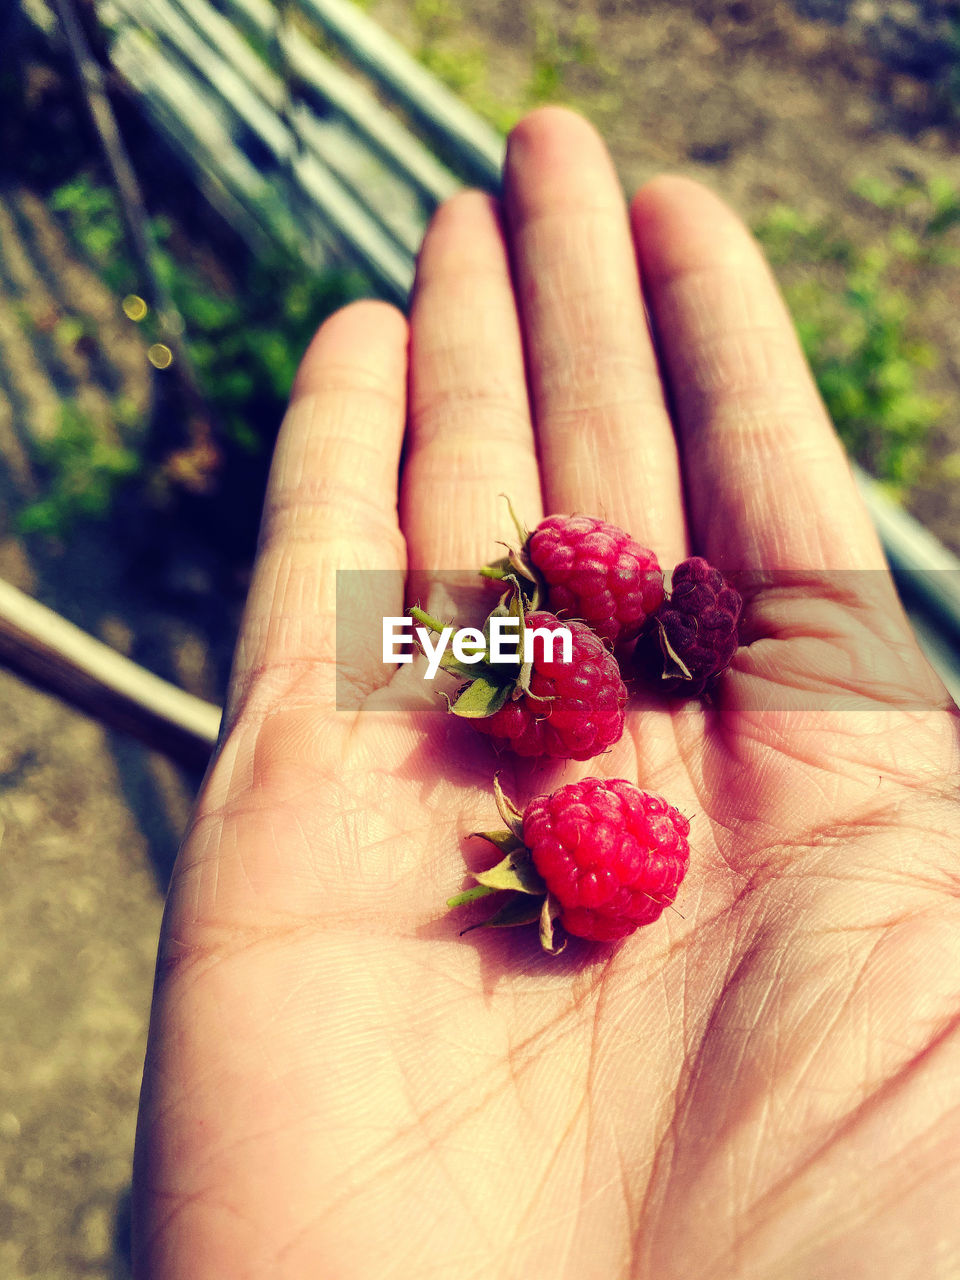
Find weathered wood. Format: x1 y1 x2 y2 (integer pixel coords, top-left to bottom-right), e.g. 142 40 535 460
195 0 461 205
0 578 221 769
292 0 504 188
853 464 960 646
108 0 418 298
110 25 302 245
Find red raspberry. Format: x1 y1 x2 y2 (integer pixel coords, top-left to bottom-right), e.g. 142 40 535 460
447 776 690 950
635 557 742 696
527 515 664 645
523 778 689 941
475 612 626 760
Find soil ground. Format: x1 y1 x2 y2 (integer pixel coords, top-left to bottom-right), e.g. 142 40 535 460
369 0 960 550
0 171 231 1280
1 3 959 1277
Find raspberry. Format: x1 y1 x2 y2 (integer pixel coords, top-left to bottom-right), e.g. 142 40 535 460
526 515 664 645
448 777 690 951
524 778 689 941
634 557 742 696
473 612 626 760
411 583 627 761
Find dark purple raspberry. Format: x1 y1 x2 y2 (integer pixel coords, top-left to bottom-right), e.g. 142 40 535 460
635 557 742 696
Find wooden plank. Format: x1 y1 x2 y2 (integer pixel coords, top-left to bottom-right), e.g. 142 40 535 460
108 8 416 297
292 0 504 188
854 464 960 651
0 577 221 768
111 26 306 245
208 0 461 206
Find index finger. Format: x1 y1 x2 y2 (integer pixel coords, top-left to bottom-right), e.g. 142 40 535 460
224 299 408 729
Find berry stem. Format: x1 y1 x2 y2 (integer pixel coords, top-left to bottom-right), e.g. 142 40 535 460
409 605 449 635
499 493 529 548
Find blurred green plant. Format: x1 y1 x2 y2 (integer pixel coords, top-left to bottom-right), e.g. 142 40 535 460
17 400 140 537
48 173 365 444
853 173 960 265
398 0 607 133
755 177 959 492
527 8 603 105
21 173 366 535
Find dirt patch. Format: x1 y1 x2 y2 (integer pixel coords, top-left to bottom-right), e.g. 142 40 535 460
368 0 960 551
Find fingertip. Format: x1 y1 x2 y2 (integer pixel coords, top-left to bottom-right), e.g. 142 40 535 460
414 189 505 288
504 106 622 218
630 175 757 286
506 104 605 157
424 187 501 236
291 299 408 400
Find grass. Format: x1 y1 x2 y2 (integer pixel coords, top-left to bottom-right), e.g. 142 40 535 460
18 173 366 538
17 400 140 537
399 0 608 134
755 175 959 493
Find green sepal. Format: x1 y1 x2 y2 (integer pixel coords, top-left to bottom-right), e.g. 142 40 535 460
472 846 545 896
482 585 518 638
501 493 530 548
450 675 513 719
482 896 544 928
471 828 524 855
413 576 540 722
439 657 485 681
539 894 567 955
493 773 524 839
479 556 514 582
511 581 536 696
409 605 449 635
484 574 538 696
480 550 539 589
436 649 488 680
478 497 544 608
446 778 575 956
408 607 489 680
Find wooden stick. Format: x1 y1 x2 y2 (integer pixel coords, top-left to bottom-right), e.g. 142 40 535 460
0 577 221 769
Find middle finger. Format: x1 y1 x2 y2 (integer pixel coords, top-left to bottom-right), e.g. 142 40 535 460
504 107 688 567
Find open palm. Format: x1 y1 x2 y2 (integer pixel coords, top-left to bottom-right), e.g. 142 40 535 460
133 109 960 1279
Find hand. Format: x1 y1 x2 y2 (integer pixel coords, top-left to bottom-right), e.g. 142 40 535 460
132 107 960 1279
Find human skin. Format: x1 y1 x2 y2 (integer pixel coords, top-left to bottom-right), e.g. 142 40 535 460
132 107 960 1279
